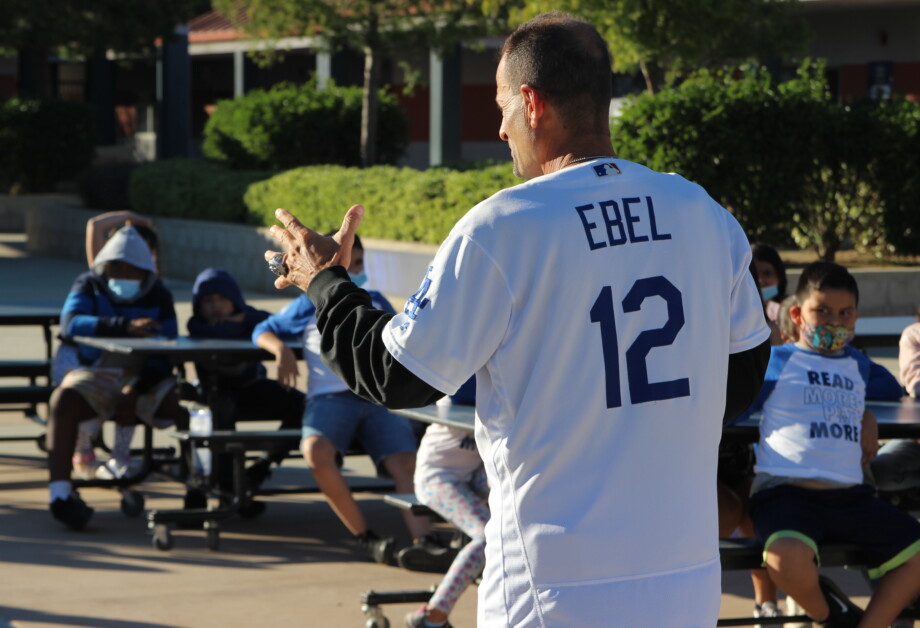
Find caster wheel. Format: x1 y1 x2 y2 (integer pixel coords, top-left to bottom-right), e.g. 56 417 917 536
366 619 390 628
152 525 174 551
206 526 220 551
120 491 145 517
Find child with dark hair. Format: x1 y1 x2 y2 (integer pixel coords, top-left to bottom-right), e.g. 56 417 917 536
752 243 788 322
742 261 920 627
187 268 304 491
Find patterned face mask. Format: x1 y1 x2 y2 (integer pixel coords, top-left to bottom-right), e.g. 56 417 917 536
800 323 854 352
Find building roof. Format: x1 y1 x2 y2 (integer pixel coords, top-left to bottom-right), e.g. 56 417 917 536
188 9 248 43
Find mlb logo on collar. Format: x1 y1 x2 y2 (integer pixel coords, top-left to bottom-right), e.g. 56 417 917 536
593 162 622 177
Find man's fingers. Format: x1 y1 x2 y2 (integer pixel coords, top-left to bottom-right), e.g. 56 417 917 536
275 207 315 241
337 205 365 243
269 224 297 249
274 275 292 290
333 204 365 270
265 249 282 262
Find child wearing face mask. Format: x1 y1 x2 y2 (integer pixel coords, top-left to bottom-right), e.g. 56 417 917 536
752 243 788 323
57 215 162 479
47 226 186 530
738 262 920 628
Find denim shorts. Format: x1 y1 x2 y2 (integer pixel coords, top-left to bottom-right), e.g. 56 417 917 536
303 390 417 466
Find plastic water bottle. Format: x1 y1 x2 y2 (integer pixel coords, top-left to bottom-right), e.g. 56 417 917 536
189 407 213 477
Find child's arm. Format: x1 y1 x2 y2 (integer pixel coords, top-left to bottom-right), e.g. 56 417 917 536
255 330 299 387
898 323 920 397
861 408 879 465
85 211 153 267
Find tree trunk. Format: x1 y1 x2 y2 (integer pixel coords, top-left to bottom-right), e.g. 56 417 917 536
360 15 381 168
639 59 662 95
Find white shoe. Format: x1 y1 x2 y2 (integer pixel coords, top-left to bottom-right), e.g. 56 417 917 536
753 601 782 628
95 458 136 480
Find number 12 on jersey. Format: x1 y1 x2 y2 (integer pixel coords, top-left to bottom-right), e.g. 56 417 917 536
590 276 690 408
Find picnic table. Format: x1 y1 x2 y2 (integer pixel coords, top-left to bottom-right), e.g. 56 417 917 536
0 304 60 442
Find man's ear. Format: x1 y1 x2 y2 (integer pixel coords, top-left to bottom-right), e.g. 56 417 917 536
519 84 544 129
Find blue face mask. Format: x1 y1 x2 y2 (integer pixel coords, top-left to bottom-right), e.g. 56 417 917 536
348 271 368 288
107 278 141 300
760 285 779 301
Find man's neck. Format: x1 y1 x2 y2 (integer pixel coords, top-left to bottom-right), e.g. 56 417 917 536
541 143 616 176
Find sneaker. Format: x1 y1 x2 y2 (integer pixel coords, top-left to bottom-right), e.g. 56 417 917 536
397 534 459 573
95 457 137 481
405 605 454 628
71 452 101 480
753 600 782 628
817 575 864 628
50 493 94 531
244 458 273 491
358 531 395 565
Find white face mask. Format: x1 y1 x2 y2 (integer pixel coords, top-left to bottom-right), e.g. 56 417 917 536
107 278 141 300
760 285 779 301
348 271 368 288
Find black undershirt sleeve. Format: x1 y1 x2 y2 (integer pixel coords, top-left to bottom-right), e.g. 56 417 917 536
306 265 445 409
723 337 771 423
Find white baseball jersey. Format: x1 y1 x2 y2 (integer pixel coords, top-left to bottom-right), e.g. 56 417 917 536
383 158 770 627
753 344 870 486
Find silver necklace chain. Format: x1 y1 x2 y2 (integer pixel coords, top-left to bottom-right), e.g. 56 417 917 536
562 155 615 169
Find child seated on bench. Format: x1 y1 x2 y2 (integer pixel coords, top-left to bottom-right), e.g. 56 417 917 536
253 234 428 563
187 268 304 493
742 262 920 627
48 226 186 530
404 377 487 628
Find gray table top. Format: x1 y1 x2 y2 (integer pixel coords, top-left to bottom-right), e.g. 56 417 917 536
394 403 476 432
0 304 61 325
73 335 274 362
397 399 920 439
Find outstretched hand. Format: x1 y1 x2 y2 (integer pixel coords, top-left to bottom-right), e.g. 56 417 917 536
264 205 364 292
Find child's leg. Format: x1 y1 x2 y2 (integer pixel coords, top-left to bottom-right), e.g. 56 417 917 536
417 480 489 621
381 451 429 540
47 387 97 484
763 537 829 621
302 434 368 535
863 551 920 627
739 515 778 605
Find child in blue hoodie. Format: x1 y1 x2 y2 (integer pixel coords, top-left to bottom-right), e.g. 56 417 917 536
48 226 184 530
187 268 304 491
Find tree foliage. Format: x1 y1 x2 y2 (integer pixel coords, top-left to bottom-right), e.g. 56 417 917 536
212 0 511 166
498 0 809 93
0 0 208 96
613 61 920 260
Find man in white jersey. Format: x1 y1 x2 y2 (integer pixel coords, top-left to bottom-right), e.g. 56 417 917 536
263 12 771 627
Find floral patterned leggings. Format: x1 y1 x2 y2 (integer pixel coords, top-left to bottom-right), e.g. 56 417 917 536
415 467 490 615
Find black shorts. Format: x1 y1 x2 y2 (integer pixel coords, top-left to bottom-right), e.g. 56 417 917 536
717 439 754 489
749 483 920 579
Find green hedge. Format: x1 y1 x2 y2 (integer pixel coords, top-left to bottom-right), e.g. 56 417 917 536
202 81 408 170
128 159 276 224
0 98 96 192
243 163 519 243
612 61 920 260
